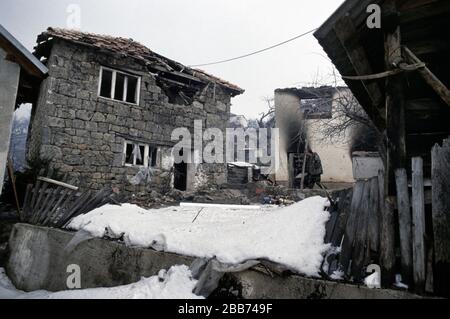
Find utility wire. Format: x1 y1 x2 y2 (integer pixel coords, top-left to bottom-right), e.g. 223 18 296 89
188 27 318 68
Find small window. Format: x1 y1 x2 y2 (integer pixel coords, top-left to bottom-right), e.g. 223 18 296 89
100 69 113 98
99 67 140 105
123 141 158 168
126 76 138 104
149 147 158 167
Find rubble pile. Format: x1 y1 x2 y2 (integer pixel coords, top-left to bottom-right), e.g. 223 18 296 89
129 187 252 209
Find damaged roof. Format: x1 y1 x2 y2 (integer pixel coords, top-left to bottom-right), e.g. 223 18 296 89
35 27 244 95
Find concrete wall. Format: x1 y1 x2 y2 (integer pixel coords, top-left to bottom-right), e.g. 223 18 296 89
227 270 422 299
0 47 20 195
27 39 231 194
7 223 424 299
7 223 194 292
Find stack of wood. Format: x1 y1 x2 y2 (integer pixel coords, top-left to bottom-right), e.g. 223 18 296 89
21 177 121 228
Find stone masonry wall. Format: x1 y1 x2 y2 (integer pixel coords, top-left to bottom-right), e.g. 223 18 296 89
28 39 231 194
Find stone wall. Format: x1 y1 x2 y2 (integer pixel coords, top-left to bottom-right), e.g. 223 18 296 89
28 39 231 194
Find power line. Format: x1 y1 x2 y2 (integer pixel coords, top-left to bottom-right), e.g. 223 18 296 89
188 27 318 68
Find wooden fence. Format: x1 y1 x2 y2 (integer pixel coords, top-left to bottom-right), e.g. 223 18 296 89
21 177 120 228
323 137 450 296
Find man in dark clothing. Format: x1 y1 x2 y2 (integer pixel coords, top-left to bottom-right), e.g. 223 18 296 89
303 152 323 189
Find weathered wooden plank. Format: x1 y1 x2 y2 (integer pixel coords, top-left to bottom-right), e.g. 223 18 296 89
367 177 380 253
384 0 407 194
411 157 426 293
30 182 49 224
351 180 370 281
55 191 92 228
395 168 413 285
378 169 396 287
37 176 79 191
44 188 71 226
34 187 57 224
36 187 63 225
338 180 365 275
330 188 353 247
431 139 450 296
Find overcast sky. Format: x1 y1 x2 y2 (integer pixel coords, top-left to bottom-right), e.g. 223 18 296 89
1 0 344 119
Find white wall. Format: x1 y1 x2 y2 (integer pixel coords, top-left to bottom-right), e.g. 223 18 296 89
0 47 21 194
306 90 355 183
274 88 356 185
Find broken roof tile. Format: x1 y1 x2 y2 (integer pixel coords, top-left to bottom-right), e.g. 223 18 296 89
36 27 244 94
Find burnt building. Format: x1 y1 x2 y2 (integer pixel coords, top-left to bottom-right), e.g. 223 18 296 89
27 28 244 193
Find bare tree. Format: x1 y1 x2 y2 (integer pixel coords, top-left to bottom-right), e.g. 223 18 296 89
256 97 275 128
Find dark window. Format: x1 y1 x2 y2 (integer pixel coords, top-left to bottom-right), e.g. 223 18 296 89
99 68 140 104
100 69 113 98
123 141 158 168
150 147 158 167
114 73 125 101
126 76 138 104
125 143 134 165
136 145 145 166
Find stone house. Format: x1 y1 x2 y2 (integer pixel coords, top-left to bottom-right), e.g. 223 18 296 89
27 28 244 193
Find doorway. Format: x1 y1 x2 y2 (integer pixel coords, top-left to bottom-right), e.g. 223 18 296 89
174 149 187 191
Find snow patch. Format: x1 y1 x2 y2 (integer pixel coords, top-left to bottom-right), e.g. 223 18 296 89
14 104 32 122
68 196 331 277
0 266 201 299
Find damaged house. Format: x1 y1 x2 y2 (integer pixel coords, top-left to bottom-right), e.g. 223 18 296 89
274 86 359 187
27 28 244 193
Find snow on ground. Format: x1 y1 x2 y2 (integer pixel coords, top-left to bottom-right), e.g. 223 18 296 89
0 266 202 299
68 196 331 277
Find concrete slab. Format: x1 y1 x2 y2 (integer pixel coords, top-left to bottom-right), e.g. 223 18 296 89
6 223 194 292
225 270 423 299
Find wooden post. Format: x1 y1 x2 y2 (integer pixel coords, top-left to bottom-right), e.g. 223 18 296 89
383 0 407 195
7 156 22 220
367 177 380 253
411 157 426 293
431 139 450 296
378 169 396 287
395 168 413 285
